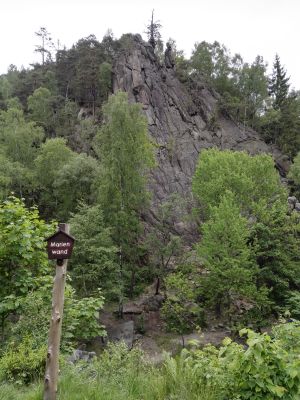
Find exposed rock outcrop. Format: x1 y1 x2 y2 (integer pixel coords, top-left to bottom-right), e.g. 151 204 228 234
112 34 287 232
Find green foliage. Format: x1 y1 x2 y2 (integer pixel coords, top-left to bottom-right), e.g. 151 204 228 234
283 291 300 319
98 62 112 100
0 77 12 108
34 138 74 188
2 323 300 399
27 87 54 132
161 272 204 334
94 341 146 379
197 192 265 315
10 279 106 351
269 54 290 111
63 287 106 342
0 106 44 167
192 148 286 219
250 200 300 304
0 336 46 385
9 276 53 349
192 149 300 318
95 91 154 298
191 41 231 91
34 137 100 219
53 153 99 219
34 138 75 217
232 327 300 399
0 197 54 338
0 106 45 199
69 203 117 299
167 322 300 400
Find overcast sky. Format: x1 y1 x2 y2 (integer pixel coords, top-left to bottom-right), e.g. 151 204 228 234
1 0 300 89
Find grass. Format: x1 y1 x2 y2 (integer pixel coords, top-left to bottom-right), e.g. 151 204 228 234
0 367 217 400
0 344 218 400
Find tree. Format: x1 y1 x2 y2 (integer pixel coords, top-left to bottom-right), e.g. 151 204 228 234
192 148 300 316
277 92 300 157
237 56 269 128
72 35 105 114
191 41 231 92
269 54 290 110
196 192 263 316
27 87 54 133
0 76 12 108
69 203 117 299
98 62 112 101
192 148 286 220
0 106 44 200
249 199 300 305
161 272 203 346
94 92 154 311
53 153 100 220
146 194 183 295
35 27 55 65
146 10 162 49
0 197 54 340
34 138 75 217
0 106 44 168
288 149 300 185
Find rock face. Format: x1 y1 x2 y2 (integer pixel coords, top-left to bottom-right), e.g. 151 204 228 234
112 35 286 230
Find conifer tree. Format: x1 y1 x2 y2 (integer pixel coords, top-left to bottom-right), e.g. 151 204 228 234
269 54 290 110
146 10 162 49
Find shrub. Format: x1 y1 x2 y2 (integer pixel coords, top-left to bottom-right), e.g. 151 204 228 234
0 336 46 385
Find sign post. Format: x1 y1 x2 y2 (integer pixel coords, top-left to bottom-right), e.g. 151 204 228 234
43 223 75 400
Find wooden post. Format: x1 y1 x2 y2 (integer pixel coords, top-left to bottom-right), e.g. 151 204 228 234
44 223 69 400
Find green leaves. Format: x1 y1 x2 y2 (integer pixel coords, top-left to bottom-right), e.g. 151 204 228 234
69 203 118 299
192 148 286 220
170 322 300 399
192 148 300 317
0 196 54 337
95 92 154 296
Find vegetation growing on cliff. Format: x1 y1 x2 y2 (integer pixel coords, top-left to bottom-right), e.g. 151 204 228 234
0 25 300 398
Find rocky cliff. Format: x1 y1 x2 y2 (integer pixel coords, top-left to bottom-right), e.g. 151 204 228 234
112 35 287 232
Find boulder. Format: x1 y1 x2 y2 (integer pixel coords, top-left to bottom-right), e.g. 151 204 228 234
295 202 300 212
106 320 134 349
68 349 96 364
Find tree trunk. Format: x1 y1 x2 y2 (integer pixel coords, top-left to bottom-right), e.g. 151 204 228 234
43 224 69 400
181 334 185 348
155 275 160 295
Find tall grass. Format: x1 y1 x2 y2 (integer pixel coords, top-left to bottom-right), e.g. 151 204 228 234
0 342 218 400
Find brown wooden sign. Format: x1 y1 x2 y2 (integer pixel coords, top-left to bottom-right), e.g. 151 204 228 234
46 230 75 260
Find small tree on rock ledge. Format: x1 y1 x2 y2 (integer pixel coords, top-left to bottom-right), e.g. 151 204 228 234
146 10 162 49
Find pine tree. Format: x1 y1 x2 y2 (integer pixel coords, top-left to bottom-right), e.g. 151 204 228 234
269 54 290 110
146 10 162 49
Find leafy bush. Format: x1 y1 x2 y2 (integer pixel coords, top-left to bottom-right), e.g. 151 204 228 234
11 282 106 351
63 287 106 343
284 291 300 319
0 336 46 385
69 203 118 299
171 322 300 400
0 196 54 339
161 272 204 335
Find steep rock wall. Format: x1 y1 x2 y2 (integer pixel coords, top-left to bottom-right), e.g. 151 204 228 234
112 35 286 231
